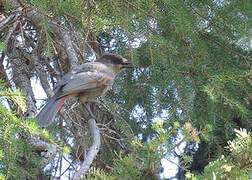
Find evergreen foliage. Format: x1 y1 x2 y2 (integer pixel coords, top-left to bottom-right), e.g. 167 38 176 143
0 82 67 179
0 0 251 179
186 128 252 179
0 82 40 179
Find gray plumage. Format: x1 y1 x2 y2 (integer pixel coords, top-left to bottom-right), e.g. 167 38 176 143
36 94 62 127
36 54 132 127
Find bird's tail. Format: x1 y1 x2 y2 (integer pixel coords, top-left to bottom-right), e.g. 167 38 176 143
36 93 68 127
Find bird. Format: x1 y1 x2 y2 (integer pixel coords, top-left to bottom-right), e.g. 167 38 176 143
36 53 132 127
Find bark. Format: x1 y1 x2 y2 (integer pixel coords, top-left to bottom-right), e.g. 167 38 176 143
73 118 101 180
23 7 79 69
29 136 57 165
7 38 37 118
59 29 79 68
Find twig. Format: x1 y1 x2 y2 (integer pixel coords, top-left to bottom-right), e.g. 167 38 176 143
0 14 16 31
199 32 252 64
176 70 206 76
122 0 156 19
166 159 190 172
4 17 19 44
82 0 92 60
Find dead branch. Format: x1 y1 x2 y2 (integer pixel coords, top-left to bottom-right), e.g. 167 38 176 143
73 118 101 180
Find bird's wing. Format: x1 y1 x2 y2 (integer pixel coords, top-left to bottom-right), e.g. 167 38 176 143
53 63 95 93
55 63 114 98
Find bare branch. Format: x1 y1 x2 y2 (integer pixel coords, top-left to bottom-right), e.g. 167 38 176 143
81 1 92 59
7 36 37 117
29 136 57 165
3 15 19 44
59 28 79 68
0 13 16 31
22 7 79 68
73 118 101 180
31 50 54 97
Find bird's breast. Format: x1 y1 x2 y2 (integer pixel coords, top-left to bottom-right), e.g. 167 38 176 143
78 85 111 102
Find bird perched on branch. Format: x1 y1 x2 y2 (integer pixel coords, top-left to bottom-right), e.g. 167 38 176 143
36 54 132 127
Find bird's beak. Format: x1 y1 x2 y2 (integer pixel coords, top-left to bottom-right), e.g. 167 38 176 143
121 62 133 69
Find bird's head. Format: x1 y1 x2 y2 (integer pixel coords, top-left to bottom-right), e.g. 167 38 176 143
97 53 133 74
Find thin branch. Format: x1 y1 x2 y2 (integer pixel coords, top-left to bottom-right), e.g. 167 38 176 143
176 70 207 76
81 0 92 60
4 17 19 44
199 32 252 64
31 50 54 97
22 6 79 68
58 156 75 177
166 159 190 172
121 0 156 19
0 13 16 32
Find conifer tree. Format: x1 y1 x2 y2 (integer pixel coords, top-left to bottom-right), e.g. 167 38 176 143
0 0 251 179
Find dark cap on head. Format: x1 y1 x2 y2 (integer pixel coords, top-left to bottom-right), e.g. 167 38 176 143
97 53 132 68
